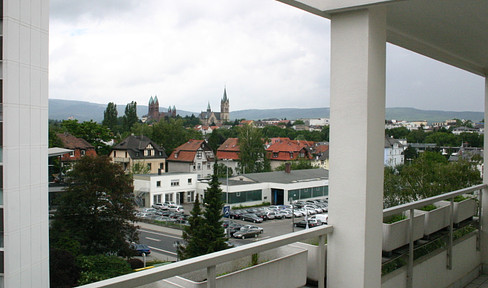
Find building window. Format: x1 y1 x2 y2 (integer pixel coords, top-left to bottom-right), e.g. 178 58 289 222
207 163 211 169
165 193 174 202
81 150 86 156
147 163 152 170
69 151 75 157
187 191 195 202
157 181 161 187
197 163 201 170
153 194 162 204
171 180 180 187
159 151 163 156
290 152 294 159
197 151 202 159
188 178 192 184
174 153 178 159
273 152 278 158
192 163 196 170
159 163 164 170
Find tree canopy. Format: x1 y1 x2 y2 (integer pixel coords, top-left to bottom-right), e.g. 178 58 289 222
102 102 118 132
383 151 481 208
50 156 139 257
238 124 271 173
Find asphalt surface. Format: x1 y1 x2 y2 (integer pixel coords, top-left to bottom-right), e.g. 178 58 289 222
136 212 319 262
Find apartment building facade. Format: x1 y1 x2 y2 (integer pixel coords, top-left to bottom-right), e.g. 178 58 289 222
1 1 50 287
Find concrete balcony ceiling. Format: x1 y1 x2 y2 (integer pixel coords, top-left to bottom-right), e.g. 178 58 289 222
277 0 488 76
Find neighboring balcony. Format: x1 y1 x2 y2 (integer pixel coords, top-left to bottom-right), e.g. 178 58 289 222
78 184 486 288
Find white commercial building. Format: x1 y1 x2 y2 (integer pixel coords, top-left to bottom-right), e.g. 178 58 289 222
1 1 50 287
133 172 199 207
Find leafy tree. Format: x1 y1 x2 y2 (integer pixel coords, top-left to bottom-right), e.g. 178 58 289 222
130 162 151 175
151 118 202 154
207 129 226 152
403 145 418 161
385 127 410 139
177 196 207 260
275 160 315 171
214 163 233 178
238 124 271 173
60 119 113 155
293 120 305 125
123 101 138 132
202 165 229 253
76 255 133 285
50 248 80 288
383 151 481 208
102 102 118 132
50 156 139 257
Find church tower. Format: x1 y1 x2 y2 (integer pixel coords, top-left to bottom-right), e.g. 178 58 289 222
220 88 230 123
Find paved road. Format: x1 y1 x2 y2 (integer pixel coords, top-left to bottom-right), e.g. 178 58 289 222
137 214 319 261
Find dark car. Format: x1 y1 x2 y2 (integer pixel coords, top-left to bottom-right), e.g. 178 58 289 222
295 219 322 228
131 243 151 256
228 222 244 234
232 228 261 239
241 213 264 223
229 210 244 219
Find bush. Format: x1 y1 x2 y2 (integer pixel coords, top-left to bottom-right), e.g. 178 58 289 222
419 204 437 211
76 255 133 285
50 248 80 288
127 258 145 269
384 214 407 224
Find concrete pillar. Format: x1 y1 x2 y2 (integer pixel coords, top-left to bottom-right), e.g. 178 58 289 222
327 7 386 288
482 76 488 273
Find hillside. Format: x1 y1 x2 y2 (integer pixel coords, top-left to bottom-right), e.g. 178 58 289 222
48 99 483 123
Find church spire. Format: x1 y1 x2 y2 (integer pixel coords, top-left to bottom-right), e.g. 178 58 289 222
222 87 228 102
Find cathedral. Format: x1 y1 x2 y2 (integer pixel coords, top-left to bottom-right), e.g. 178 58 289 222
146 95 176 122
199 88 230 126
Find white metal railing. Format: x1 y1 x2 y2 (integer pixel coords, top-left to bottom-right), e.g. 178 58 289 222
382 184 486 288
78 225 333 288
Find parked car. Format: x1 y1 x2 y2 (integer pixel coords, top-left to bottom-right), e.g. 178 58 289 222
229 210 244 219
295 219 322 228
130 243 151 256
233 228 261 239
228 222 244 234
240 225 264 234
169 205 184 213
311 214 328 224
241 213 264 223
152 203 166 209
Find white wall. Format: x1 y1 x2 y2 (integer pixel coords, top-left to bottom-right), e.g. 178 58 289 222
2 0 50 287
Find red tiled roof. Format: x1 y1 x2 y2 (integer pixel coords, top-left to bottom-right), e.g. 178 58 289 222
217 138 240 152
174 139 205 152
168 150 197 162
266 140 312 161
315 144 329 153
168 139 205 162
216 151 239 160
266 141 301 153
57 133 94 149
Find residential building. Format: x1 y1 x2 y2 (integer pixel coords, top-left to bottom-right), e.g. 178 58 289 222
452 126 479 135
384 137 405 167
216 138 240 175
133 172 198 207
199 88 230 126
1 1 50 287
312 143 330 170
266 138 313 170
56 132 97 163
168 139 215 179
109 135 167 174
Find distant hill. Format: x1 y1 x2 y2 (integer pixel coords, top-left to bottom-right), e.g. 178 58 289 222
48 99 483 124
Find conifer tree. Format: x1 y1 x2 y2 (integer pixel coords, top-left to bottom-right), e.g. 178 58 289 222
177 196 208 260
202 164 228 254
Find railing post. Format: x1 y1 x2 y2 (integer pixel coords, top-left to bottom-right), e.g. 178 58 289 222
207 265 216 288
447 197 454 270
478 189 482 251
407 208 414 288
318 235 326 288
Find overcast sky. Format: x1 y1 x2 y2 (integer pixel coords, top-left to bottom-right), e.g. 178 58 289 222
49 0 485 113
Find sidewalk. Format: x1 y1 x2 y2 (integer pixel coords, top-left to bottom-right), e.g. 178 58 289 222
137 221 183 237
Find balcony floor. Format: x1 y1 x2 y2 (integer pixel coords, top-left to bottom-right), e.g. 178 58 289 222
465 274 488 288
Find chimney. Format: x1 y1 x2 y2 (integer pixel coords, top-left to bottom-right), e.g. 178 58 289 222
285 162 291 174
158 168 162 175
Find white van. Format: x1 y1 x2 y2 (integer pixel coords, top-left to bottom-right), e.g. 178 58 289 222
311 214 328 224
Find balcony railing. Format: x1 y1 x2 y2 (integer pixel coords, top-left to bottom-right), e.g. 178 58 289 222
382 184 486 288
78 224 333 288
